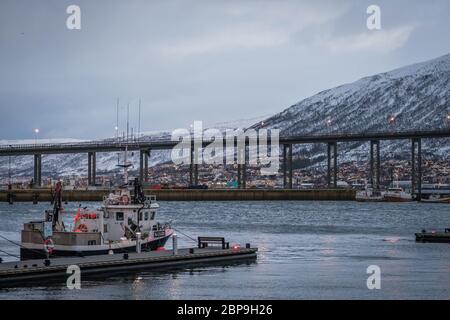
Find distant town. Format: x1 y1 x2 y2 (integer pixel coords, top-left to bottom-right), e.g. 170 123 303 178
2 157 449 192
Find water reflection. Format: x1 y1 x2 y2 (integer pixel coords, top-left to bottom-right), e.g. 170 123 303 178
0 201 449 299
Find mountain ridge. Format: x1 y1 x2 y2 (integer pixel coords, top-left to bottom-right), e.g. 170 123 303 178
1 54 449 180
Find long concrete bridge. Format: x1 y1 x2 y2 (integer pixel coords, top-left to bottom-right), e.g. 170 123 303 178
1 129 449 200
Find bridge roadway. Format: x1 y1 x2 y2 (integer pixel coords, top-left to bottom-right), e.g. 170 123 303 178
0 129 449 156
0 129 449 199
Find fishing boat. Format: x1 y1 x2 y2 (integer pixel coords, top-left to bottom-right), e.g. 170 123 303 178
20 179 173 260
355 186 384 202
20 145 173 260
383 187 413 202
383 177 412 202
420 194 450 203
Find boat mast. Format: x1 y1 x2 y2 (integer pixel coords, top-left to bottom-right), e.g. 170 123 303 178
125 104 130 184
116 102 133 186
116 98 119 141
138 98 141 140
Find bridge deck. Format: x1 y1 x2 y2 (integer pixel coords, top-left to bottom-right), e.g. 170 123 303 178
0 129 449 156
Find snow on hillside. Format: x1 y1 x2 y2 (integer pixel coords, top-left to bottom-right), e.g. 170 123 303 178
1 54 450 179
254 53 450 165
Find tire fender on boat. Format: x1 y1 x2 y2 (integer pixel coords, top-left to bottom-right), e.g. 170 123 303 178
44 238 55 254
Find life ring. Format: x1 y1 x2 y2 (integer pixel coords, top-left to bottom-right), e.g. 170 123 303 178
121 195 130 205
44 238 55 254
75 224 88 233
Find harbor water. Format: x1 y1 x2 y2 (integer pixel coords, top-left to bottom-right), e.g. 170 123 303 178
0 201 449 299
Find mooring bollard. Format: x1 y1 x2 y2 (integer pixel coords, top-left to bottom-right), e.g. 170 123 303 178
136 232 141 254
172 233 178 256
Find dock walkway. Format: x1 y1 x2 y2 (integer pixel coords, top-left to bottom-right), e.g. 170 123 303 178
0 247 257 287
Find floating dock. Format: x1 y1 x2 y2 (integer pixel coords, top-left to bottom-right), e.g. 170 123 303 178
0 246 258 287
415 229 450 243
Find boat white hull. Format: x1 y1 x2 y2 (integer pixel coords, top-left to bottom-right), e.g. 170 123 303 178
20 232 173 260
383 195 413 202
420 197 450 203
355 197 384 202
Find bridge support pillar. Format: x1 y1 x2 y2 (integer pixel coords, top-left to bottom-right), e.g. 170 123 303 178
189 145 199 186
33 154 42 187
237 164 242 188
411 138 422 200
145 150 150 183
242 162 246 189
237 165 247 189
237 144 247 189
88 152 96 186
369 140 381 189
140 149 150 183
194 164 199 186
283 144 293 189
327 142 337 188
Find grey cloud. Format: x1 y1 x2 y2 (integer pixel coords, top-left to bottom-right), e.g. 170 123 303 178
0 0 450 140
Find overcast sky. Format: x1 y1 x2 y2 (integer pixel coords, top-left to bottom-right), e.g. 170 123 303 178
1 0 450 140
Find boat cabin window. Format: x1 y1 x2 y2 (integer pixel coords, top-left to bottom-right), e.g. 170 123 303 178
151 211 156 220
116 212 124 221
138 212 143 221
88 240 97 246
144 212 149 221
103 224 108 233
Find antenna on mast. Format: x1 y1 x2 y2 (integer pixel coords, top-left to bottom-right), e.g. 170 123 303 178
116 104 132 185
138 98 141 140
127 103 130 142
116 98 119 141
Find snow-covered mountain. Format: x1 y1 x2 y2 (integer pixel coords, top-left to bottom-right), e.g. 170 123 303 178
1 54 449 180
254 53 450 164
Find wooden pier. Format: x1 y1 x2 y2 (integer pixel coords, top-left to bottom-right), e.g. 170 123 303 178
0 247 257 287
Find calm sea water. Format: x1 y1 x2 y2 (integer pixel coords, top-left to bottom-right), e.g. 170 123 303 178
0 201 449 300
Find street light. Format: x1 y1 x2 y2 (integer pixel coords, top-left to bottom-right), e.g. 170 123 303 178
388 116 396 124
325 118 332 133
34 128 39 145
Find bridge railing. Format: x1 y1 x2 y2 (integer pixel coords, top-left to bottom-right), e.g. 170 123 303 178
0 136 176 150
0 128 449 152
